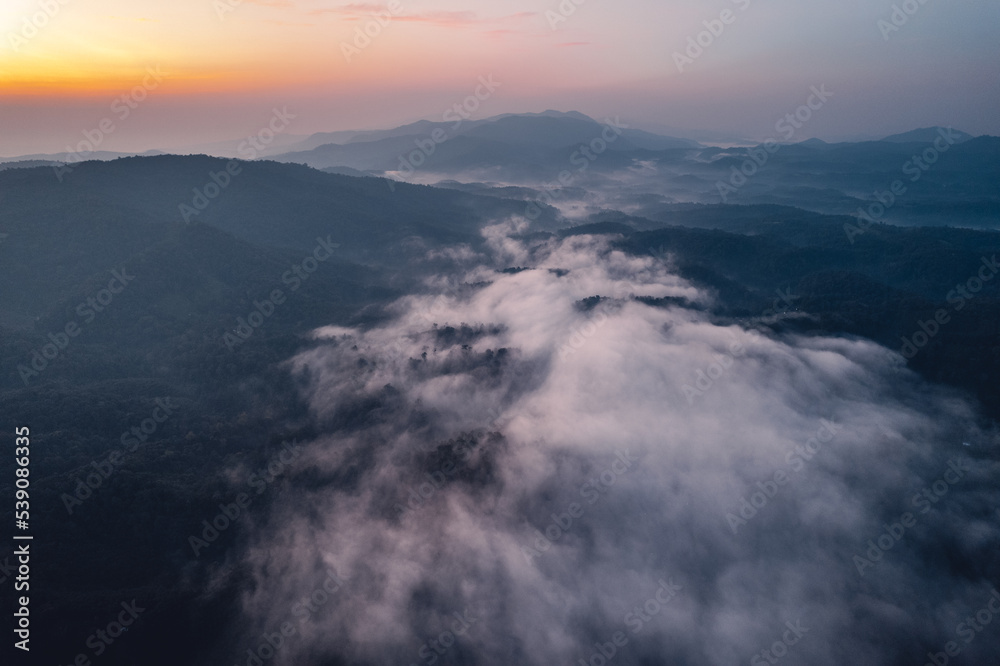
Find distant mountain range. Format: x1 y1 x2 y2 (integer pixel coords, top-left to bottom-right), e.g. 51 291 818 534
0 149 166 166
880 127 975 144
1 115 996 232
263 110 699 175
0 113 988 184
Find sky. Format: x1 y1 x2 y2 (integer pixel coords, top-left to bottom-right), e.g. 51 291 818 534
1 0 998 156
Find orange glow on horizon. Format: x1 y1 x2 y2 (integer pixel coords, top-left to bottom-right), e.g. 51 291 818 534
0 0 618 100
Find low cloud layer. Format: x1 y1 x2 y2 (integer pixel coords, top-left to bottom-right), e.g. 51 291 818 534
228 224 1000 665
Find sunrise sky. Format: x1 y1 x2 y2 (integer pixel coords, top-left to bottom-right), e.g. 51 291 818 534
1 0 998 155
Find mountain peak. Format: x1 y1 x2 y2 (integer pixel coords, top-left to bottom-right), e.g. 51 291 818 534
486 110 595 123
880 127 973 144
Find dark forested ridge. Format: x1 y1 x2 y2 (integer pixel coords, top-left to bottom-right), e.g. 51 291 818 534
555 205 1000 419
0 155 998 664
0 156 550 664
614 213 1000 420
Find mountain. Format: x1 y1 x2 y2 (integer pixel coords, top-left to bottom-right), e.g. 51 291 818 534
284 110 638 152
260 116 1000 232
0 159 64 171
269 111 699 174
320 165 376 178
0 149 164 164
632 134 1000 227
797 137 833 150
456 113 697 151
880 127 974 144
0 156 560 268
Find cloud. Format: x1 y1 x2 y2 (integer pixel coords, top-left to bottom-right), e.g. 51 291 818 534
309 5 536 30
224 227 1000 665
392 11 482 27
392 10 538 29
242 0 296 7
107 16 162 22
